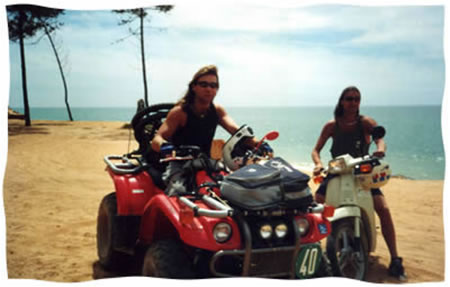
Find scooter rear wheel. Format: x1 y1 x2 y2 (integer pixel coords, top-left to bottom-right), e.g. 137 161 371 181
326 219 369 280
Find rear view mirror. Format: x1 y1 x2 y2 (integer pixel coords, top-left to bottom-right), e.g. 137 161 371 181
264 131 279 141
371 126 386 141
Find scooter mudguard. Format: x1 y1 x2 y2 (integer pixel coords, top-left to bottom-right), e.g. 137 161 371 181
138 194 241 251
301 213 332 243
328 206 361 222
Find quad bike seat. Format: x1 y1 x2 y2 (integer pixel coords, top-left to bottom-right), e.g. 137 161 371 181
129 102 175 189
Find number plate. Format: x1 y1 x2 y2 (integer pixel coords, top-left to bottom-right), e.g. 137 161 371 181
295 243 322 279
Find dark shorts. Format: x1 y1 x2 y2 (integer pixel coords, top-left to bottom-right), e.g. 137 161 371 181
315 174 383 197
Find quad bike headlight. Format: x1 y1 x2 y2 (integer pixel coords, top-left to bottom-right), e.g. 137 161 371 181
259 224 273 239
213 222 232 243
275 223 288 238
296 218 310 236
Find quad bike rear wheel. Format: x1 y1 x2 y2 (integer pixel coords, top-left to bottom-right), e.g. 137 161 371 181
97 192 131 270
142 239 195 278
326 219 369 280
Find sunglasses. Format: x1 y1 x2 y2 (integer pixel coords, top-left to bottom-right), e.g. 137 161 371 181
196 81 219 89
343 96 361 102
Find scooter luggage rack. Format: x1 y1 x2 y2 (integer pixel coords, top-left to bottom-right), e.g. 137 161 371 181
178 194 234 218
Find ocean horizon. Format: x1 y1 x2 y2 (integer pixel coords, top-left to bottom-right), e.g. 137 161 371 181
10 105 445 181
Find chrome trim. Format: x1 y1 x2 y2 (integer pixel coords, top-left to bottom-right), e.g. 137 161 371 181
104 155 142 174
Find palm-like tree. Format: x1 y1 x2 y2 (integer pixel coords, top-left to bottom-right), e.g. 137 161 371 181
7 5 67 125
113 5 174 107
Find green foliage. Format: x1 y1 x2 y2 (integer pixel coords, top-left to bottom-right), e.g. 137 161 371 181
113 5 174 28
7 4 64 42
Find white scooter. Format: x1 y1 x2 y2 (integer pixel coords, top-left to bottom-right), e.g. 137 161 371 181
314 126 391 280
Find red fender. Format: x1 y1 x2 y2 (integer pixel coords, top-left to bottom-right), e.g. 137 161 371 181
106 168 164 215
300 213 332 244
138 194 241 251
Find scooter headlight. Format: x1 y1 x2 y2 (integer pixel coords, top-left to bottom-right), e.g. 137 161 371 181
296 218 310 236
328 158 346 174
275 223 288 238
213 222 232 243
259 224 273 239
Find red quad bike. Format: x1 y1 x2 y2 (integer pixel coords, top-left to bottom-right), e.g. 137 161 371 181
96 103 335 279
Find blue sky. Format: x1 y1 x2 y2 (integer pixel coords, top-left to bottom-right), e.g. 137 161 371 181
3 0 446 108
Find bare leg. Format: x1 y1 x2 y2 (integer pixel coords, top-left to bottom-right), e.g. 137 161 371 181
315 193 325 204
373 194 398 259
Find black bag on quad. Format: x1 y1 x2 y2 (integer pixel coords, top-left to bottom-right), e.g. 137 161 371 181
220 157 313 211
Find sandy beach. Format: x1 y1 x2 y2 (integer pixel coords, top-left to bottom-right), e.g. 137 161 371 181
2 119 446 283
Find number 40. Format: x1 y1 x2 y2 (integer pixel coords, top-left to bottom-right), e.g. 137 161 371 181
299 248 319 276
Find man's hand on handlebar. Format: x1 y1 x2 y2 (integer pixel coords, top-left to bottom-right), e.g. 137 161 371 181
160 142 175 158
372 150 385 158
255 142 274 158
313 165 324 176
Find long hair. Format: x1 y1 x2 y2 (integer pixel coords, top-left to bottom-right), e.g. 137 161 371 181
177 65 219 109
334 86 360 118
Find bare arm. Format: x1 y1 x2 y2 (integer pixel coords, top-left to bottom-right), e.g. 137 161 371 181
151 106 186 152
216 104 258 146
216 104 239 134
362 116 386 157
311 121 334 175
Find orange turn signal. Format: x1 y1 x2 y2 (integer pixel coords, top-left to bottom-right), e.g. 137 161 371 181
360 163 373 173
313 176 324 184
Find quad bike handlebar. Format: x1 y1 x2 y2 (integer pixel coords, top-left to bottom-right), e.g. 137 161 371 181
179 195 234 218
159 144 201 163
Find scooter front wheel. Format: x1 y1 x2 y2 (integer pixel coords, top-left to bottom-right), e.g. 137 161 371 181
326 219 369 280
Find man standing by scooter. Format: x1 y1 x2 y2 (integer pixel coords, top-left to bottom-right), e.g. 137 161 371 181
311 86 406 280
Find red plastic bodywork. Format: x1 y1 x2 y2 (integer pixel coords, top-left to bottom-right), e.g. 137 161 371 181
107 167 242 251
106 166 330 251
299 213 331 244
106 168 163 215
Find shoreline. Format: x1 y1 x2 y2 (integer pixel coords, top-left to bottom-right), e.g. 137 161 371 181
7 119 444 181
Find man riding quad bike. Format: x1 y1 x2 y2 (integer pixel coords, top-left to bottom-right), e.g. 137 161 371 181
96 103 334 278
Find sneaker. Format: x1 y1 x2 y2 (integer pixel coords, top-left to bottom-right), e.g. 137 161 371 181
388 257 407 281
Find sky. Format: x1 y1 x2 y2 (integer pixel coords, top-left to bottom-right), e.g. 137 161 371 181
3 0 447 108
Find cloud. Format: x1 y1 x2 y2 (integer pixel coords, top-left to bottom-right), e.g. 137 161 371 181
166 3 330 33
6 2 445 108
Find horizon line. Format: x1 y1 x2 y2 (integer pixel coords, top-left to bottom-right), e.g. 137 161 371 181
9 104 443 109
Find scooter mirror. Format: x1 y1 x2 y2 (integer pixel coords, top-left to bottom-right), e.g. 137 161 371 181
264 131 279 141
371 126 386 140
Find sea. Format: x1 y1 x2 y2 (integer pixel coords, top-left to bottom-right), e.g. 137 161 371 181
12 106 445 180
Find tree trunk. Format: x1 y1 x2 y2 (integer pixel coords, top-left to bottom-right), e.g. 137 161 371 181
44 24 73 121
140 8 149 107
19 10 31 126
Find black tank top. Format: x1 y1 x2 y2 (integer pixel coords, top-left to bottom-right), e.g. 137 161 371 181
171 104 219 156
330 116 369 158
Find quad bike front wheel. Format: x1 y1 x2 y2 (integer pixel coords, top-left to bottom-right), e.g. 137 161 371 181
142 239 195 278
97 192 131 270
326 219 369 280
